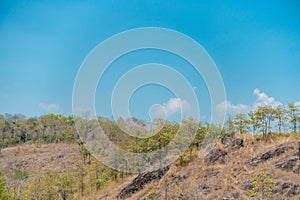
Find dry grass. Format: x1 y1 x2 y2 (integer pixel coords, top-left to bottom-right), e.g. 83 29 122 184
91 134 300 200
0 134 299 199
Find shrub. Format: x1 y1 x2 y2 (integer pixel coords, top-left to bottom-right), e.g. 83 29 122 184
247 171 277 199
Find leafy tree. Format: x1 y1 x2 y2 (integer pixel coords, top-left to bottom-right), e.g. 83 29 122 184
248 110 259 134
273 106 287 134
233 114 250 134
255 106 275 138
288 103 299 133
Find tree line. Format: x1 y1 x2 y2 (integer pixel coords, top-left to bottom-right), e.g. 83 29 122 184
224 102 300 138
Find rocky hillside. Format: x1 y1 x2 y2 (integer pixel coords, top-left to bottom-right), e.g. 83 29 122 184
90 134 300 200
0 134 299 199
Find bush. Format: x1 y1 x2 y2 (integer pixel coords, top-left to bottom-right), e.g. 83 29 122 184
248 171 277 199
0 170 10 199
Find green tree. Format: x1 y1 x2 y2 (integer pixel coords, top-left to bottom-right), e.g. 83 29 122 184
255 106 275 138
273 106 287 134
288 103 299 133
248 110 259 134
233 114 250 134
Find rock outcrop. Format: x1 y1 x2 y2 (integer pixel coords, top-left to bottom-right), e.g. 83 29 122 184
273 182 300 197
221 133 244 150
275 156 299 171
219 191 239 200
118 167 169 199
247 143 294 166
205 148 227 164
230 138 244 150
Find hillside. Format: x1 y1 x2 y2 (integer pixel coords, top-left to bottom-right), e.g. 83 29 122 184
89 134 300 200
0 134 299 199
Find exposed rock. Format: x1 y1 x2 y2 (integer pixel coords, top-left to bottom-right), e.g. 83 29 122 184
204 170 220 179
205 149 227 165
293 163 300 174
57 155 64 159
171 174 188 185
196 183 210 195
247 143 294 166
219 191 239 200
221 133 243 150
288 184 300 196
221 133 235 146
243 180 253 191
275 156 299 171
274 182 300 197
230 138 244 150
118 167 169 199
295 142 300 157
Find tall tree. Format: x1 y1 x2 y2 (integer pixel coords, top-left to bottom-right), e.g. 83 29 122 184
255 106 275 138
288 103 299 133
248 110 259 134
274 106 287 134
234 114 250 134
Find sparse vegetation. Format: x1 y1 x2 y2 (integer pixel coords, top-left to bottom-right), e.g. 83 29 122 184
248 171 277 199
0 102 299 199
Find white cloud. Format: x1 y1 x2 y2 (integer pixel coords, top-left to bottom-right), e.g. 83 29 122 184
164 98 190 114
253 88 282 108
216 88 284 116
39 102 60 113
152 98 190 117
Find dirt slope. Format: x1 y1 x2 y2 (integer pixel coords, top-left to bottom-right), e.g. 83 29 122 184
0 143 81 174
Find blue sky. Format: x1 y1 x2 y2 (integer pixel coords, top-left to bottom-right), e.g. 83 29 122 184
0 0 300 121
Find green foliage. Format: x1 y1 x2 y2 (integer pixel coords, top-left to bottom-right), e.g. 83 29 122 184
0 107 299 199
292 132 300 140
11 170 28 180
23 170 77 200
0 113 78 148
247 171 277 199
0 170 10 200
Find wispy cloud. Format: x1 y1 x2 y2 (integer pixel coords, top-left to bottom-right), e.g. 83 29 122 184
39 102 60 113
216 100 252 116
